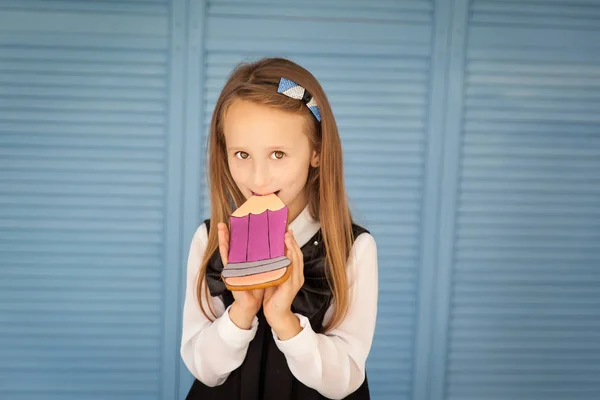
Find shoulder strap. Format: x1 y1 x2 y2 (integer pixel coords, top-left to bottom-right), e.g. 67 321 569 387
351 222 369 241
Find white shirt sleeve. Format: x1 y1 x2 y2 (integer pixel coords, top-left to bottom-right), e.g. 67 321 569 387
272 233 379 400
180 223 259 387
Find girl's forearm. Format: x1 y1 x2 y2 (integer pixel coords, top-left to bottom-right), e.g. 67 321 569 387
229 301 257 330
269 310 302 341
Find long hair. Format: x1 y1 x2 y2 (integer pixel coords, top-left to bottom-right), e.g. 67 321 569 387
196 57 354 331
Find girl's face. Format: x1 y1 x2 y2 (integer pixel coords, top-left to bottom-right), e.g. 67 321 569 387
223 99 319 222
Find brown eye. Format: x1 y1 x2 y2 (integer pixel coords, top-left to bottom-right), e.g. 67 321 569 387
271 151 285 160
235 151 250 160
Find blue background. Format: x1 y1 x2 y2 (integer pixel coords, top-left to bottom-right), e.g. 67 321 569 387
1 0 599 399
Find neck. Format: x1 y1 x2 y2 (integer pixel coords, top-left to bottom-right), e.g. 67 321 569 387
286 188 309 224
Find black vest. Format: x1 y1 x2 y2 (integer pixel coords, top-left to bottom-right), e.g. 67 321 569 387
185 219 371 400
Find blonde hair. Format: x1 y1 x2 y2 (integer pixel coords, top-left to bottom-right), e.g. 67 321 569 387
197 57 354 331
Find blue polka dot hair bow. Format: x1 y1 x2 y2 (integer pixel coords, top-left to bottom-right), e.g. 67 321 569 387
277 77 321 122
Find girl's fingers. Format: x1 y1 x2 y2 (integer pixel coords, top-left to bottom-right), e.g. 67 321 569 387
285 233 295 263
293 234 303 268
286 244 295 281
217 222 229 266
263 286 275 301
286 230 303 284
295 247 304 283
252 289 265 301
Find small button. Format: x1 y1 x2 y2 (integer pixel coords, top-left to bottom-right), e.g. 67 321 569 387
313 241 318 246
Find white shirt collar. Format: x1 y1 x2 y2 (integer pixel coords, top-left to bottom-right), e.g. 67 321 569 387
288 205 321 247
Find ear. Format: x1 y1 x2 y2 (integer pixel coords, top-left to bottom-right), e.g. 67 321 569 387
310 149 319 168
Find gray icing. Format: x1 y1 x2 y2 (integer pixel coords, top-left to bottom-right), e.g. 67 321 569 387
221 255 291 278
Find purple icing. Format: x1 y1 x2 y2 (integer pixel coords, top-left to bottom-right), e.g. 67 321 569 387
247 212 270 261
228 215 248 263
227 206 288 264
268 208 287 258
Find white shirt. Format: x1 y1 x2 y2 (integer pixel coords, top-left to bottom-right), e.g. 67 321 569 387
180 206 378 400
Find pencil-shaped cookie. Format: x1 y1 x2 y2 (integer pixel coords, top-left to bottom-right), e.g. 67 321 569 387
222 193 292 291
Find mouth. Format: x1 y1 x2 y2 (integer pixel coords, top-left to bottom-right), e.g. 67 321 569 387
252 190 280 197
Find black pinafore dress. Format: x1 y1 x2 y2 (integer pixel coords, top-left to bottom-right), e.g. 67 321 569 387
185 219 371 400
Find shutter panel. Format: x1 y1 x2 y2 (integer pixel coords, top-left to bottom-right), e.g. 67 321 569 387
202 1 434 398
0 2 173 399
447 1 600 398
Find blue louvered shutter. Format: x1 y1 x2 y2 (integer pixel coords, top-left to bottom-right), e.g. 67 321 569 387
5 1 598 400
194 1 435 399
443 1 600 398
0 2 177 399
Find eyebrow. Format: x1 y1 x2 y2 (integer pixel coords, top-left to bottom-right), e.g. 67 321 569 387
226 146 289 152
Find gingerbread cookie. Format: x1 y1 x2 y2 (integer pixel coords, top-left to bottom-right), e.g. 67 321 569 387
221 193 292 291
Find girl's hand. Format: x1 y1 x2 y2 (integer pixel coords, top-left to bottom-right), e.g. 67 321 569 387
218 222 264 330
263 230 304 339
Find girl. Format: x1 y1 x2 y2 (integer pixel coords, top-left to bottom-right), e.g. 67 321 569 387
180 58 378 400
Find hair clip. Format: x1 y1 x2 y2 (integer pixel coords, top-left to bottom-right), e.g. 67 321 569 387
277 77 321 122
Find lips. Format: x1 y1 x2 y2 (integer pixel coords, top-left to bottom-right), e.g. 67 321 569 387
252 190 280 196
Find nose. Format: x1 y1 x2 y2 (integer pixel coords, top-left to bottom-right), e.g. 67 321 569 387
252 160 271 189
